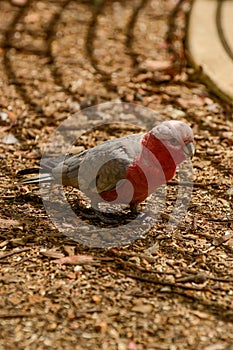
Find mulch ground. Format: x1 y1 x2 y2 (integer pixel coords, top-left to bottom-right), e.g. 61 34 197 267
0 1 233 349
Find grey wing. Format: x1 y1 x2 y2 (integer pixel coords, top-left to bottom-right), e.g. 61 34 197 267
85 150 132 194
51 149 88 187
54 133 143 193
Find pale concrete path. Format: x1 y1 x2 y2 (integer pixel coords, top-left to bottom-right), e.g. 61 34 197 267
187 0 233 104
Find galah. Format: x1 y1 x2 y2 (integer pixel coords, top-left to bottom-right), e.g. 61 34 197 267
21 120 195 221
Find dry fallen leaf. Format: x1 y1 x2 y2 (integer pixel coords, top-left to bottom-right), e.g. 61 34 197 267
213 231 233 246
53 255 97 265
0 1 233 349
40 250 65 259
131 303 153 314
92 295 101 304
142 59 172 71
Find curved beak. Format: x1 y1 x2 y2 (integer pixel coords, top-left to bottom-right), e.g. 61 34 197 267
183 142 195 159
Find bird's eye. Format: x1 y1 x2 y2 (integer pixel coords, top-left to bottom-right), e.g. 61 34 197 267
169 138 179 146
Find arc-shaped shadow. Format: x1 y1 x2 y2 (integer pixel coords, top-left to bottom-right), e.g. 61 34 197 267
166 0 187 70
85 0 118 93
45 0 82 103
216 0 233 61
2 0 41 110
2 0 85 113
125 0 150 68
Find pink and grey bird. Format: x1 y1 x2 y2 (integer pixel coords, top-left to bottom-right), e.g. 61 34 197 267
21 120 195 219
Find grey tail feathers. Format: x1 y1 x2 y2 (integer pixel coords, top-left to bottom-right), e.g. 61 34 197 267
21 172 54 185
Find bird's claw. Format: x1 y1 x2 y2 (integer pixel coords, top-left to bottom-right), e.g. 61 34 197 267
78 207 119 224
93 210 119 224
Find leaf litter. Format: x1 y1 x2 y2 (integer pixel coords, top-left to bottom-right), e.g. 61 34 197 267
0 0 233 349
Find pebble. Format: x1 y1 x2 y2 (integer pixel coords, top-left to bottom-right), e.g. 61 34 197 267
227 187 233 199
11 0 28 6
0 112 9 121
2 134 19 145
206 103 222 113
132 303 153 313
74 265 83 272
166 105 186 119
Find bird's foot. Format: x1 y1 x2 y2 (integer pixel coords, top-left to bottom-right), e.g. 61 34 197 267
129 203 140 217
93 209 120 224
129 204 158 224
78 207 119 225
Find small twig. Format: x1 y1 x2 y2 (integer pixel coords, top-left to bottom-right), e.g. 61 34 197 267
167 181 193 187
77 309 102 315
193 232 233 255
193 231 233 256
209 276 233 283
213 231 233 246
177 269 233 284
124 273 212 292
208 218 233 223
129 291 198 301
114 257 176 275
167 181 216 188
193 246 216 256
176 273 233 284
0 312 41 319
139 268 177 276
0 248 30 260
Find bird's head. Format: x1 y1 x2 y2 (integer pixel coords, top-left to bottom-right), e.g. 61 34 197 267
150 120 195 160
